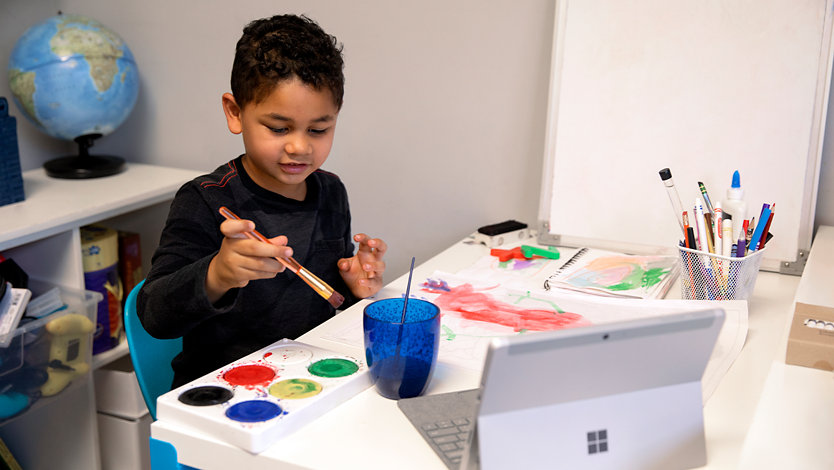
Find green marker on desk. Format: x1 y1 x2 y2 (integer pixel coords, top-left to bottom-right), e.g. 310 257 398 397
521 245 560 260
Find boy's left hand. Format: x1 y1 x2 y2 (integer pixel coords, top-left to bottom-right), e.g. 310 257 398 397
338 234 387 299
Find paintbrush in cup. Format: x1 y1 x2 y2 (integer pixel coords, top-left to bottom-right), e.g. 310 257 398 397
400 257 416 323
218 206 345 309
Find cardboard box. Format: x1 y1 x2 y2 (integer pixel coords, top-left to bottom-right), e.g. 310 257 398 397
94 355 148 419
786 226 834 371
785 303 834 370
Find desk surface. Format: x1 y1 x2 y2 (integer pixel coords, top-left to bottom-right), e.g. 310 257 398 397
152 238 831 469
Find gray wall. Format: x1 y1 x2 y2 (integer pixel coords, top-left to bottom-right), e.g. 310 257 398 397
2 0 832 279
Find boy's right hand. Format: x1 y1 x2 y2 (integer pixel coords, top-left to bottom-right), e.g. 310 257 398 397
205 218 293 303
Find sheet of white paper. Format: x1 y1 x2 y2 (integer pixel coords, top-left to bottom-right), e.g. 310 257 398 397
320 269 747 403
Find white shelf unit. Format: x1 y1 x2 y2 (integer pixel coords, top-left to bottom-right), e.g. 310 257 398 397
0 163 200 469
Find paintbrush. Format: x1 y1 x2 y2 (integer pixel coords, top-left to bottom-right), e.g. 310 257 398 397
400 257 416 323
218 206 345 309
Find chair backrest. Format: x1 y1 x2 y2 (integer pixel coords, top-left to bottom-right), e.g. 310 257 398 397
124 279 182 420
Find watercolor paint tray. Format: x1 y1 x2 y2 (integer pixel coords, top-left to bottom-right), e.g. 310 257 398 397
156 339 371 453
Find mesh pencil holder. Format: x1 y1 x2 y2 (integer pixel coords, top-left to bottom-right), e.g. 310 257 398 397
677 246 766 300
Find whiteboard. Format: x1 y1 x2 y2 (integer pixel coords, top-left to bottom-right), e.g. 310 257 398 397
538 0 834 272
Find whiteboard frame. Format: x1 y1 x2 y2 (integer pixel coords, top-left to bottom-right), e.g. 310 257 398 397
537 0 834 273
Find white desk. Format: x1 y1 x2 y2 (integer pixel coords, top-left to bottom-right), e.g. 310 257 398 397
152 238 831 469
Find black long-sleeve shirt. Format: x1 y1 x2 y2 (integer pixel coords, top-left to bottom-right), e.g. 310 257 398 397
138 157 357 388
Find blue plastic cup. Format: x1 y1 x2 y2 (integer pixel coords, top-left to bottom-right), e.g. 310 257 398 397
363 298 440 399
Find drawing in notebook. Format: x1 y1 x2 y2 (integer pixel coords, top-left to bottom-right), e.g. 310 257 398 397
543 248 679 299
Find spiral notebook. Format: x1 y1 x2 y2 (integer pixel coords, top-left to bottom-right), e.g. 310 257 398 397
543 248 679 299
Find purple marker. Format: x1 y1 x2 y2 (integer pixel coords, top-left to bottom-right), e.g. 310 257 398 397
736 237 747 258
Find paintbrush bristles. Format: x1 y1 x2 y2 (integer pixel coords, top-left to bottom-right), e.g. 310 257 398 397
328 291 345 309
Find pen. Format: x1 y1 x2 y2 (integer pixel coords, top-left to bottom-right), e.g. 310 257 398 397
682 211 691 248
218 206 345 309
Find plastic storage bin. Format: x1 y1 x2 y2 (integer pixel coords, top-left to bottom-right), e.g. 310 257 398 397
678 246 766 300
0 281 101 424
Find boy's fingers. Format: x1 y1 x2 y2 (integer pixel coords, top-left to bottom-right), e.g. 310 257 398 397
354 234 387 257
268 235 289 247
220 219 255 238
368 238 387 256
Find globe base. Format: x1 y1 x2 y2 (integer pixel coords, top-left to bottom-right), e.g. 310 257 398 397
44 133 125 179
43 154 125 179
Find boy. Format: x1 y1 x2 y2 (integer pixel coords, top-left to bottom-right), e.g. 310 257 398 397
138 14 386 388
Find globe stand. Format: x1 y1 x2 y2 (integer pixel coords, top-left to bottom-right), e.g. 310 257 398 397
43 134 125 179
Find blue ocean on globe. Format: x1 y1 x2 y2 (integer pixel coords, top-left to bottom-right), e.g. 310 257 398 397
7 14 138 141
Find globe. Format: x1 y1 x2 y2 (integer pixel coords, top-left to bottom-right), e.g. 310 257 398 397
7 13 139 178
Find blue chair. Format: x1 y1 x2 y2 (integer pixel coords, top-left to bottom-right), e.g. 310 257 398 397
124 279 195 470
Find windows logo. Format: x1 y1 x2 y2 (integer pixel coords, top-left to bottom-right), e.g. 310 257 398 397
587 429 609 455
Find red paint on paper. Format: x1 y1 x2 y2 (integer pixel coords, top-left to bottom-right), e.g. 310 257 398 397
423 282 589 332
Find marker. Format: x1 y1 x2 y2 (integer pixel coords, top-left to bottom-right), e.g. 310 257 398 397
722 215 733 258
659 168 686 235
760 203 775 248
687 226 697 250
698 181 716 214
694 198 709 253
748 204 771 252
736 237 746 257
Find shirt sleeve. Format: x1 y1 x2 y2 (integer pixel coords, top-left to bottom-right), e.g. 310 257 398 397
137 183 237 338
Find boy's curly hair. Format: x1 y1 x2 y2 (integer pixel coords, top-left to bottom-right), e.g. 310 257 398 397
231 15 345 110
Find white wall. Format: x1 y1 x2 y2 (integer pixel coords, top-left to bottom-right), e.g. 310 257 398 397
1 0 554 279
2 0 832 278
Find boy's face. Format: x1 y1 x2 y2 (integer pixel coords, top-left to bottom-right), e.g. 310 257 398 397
222 77 339 200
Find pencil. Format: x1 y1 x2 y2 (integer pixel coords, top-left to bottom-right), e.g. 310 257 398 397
218 206 345 309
